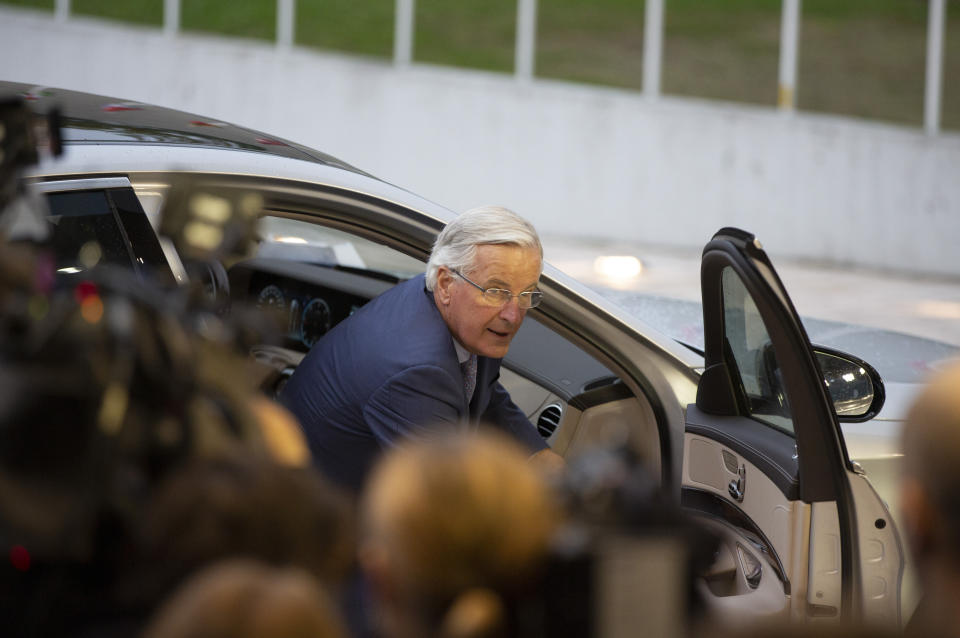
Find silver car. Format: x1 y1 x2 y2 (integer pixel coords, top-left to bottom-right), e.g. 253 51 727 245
9 81 915 629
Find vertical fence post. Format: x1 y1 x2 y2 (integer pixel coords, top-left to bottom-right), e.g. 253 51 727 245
925 0 946 136
778 0 801 111
515 0 537 81
54 0 69 22
163 0 180 37
395 0 415 66
643 0 664 99
277 0 295 49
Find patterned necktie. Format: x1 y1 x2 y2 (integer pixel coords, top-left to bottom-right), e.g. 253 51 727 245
461 354 478 405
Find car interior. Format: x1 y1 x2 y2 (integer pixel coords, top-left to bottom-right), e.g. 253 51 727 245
28 178 666 482
33 175 892 625
228 214 664 480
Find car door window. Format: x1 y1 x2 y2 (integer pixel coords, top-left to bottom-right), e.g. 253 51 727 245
38 182 176 285
722 267 794 435
46 190 133 272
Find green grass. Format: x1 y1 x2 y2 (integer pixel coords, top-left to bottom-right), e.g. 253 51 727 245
803 0 929 23
799 13 927 126
295 0 393 58
1 0 957 129
663 0 782 106
799 1 928 126
537 0 646 90
945 25 960 131
182 0 275 41
0 0 52 8
73 0 162 26
415 0 518 72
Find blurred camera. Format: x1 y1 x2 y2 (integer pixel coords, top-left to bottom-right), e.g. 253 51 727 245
0 96 61 212
517 446 717 638
0 96 275 571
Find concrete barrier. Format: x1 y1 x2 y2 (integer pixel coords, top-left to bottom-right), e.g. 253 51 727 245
2 7 959 277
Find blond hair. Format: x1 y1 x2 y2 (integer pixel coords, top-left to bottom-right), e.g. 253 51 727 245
143 559 346 638
362 428 559 599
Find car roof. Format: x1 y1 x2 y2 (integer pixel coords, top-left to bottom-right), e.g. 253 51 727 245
2 80 365 175
8 81 703 372
10 81 463 229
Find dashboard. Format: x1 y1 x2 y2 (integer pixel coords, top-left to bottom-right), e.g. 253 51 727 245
228 257 395 351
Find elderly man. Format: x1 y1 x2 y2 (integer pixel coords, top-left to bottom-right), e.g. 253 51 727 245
900 359 960 637
280 206 562 492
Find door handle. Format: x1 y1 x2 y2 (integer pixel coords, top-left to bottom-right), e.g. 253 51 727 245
728 464 745 502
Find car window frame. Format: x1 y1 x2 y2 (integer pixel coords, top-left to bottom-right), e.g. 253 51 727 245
33 176 176 285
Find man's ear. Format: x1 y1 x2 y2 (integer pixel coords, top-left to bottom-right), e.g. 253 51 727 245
435 267 454 306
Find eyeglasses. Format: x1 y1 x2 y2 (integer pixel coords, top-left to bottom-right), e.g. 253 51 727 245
451 269 543 309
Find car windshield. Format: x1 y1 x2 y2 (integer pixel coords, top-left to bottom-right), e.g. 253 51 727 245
256 216 424 281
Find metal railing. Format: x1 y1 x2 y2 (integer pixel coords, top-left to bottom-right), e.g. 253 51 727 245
48 0 949 135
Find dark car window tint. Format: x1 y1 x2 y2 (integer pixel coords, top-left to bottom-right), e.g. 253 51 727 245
46 190 133 273
110 188 176 285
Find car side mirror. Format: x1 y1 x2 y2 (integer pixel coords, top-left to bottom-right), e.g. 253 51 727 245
813 346 885 422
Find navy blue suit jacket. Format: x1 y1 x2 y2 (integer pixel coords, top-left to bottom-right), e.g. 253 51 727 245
280 274 547 492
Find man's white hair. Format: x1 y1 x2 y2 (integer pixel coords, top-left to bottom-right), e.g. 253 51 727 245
425 206 543 291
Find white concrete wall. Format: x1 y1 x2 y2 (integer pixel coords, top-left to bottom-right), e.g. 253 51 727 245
3 7 959 277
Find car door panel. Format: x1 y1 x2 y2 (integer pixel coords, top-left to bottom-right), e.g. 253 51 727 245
847 472 903 626
685 405 799 500
808 501 843 618
683 435 796 574
685 228 903 626
683 433 800 624
694 514 792 619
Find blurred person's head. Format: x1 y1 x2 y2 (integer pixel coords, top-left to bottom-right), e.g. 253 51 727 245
426 206 543 359
901 359 960 636
702 620 901 638
360 428 560 638
142 559 346 638
123 452 355 615
901 360 960 567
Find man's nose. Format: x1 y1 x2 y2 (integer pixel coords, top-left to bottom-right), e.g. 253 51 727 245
499 297 523 323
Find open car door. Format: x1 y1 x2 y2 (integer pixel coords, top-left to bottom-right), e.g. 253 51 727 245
683 228 903 626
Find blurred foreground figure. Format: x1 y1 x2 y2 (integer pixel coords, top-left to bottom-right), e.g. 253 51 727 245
143 559 346 638
360 429 560 638
0 94 339 636
707 621 900 638
900 360 960 638
125 453 355 617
